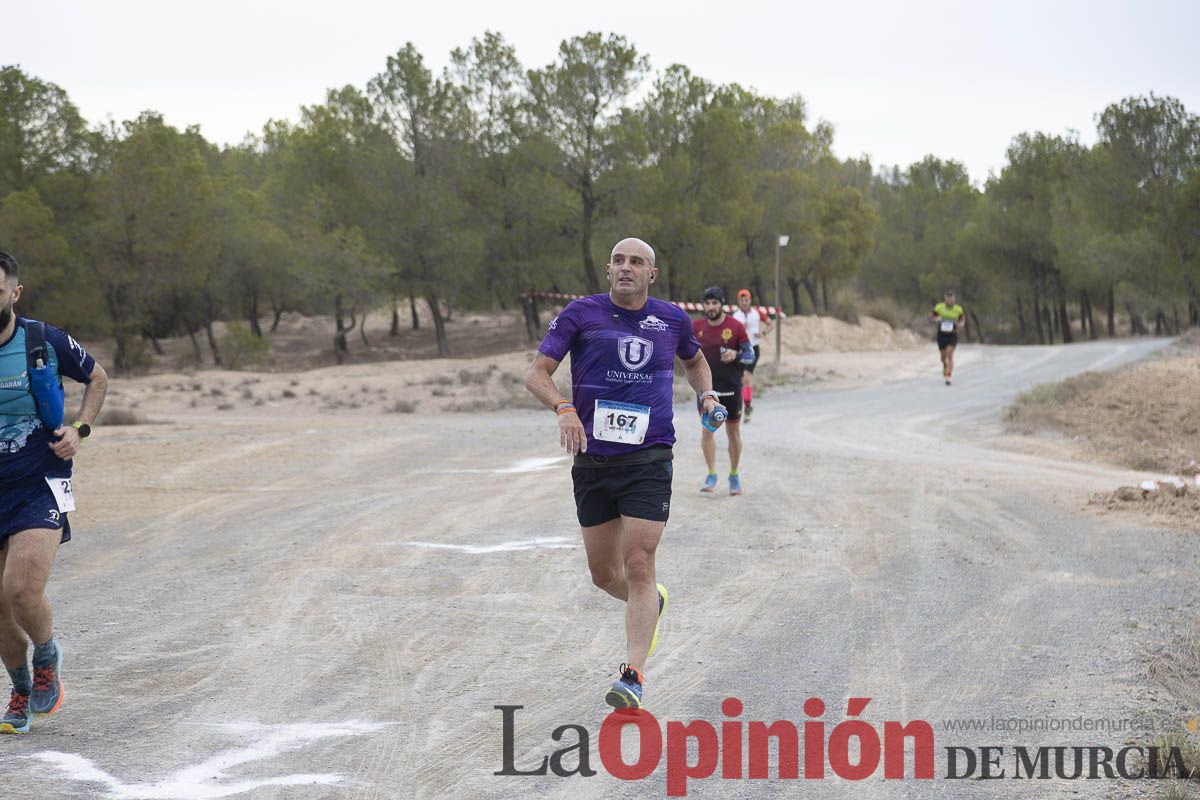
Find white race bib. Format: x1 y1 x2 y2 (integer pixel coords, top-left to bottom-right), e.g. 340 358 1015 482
940 319 956 333
45 476 76 513
593 400 650 445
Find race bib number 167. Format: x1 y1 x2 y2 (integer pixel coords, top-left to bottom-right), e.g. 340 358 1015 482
593 400 650 445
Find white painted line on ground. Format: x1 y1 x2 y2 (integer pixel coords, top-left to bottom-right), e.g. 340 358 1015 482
25 720 389 800
441 456 568 474
401 537 577 554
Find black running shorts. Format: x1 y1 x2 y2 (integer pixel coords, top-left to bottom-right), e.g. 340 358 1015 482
937 332 958 350
572 458 673 528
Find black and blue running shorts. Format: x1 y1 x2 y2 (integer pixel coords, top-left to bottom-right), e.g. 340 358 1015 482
1 479 71 549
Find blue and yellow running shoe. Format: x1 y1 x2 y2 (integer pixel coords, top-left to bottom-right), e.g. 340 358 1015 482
648 583 668 657
0 690 31 734
605 663 644 710
30 639 63 716
729 473 744 496
700 473 718 493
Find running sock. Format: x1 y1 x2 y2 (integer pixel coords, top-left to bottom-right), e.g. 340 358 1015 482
729 470 739 477
7 665 31 696
742 386 752 404
32 637 57 668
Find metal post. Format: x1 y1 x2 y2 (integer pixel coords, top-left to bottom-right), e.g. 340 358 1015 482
774 234 787 366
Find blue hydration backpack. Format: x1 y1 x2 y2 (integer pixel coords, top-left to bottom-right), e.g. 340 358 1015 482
24 321 65 430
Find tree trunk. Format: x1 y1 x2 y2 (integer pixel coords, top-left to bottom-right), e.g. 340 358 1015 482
360 311 370 347
1106 285 1116 337
426 293 449 356
390 296 400 336
579 184 600 293
143 330 165 356
1125 302 1147 335
409 292 420 330
270 304 284 333
799 276 817 313
820 277 829 313
248 289 263 338
971 311 986 344
1043 306 1054 344
1016 295 1027 341
203 319 222 367
187 330 202 363
1057 293 1073 344
203 293 223 367
113 332 129 374
521 293 540 342
1032 286 1045 344
334 294 349 365
791 278 808 316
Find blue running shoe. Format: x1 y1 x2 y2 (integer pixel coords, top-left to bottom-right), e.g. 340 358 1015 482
30 639 63 716
700 473 718 493
0 690 31 734
605 663 644 710
648 584 668 657
729 473 744 495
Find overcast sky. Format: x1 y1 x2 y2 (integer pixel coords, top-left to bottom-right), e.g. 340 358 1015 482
6 0 1198 182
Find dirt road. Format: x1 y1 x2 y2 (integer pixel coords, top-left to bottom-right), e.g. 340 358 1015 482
3 338 1195 799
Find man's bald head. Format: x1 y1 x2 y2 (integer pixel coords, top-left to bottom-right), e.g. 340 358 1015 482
610 238 655 267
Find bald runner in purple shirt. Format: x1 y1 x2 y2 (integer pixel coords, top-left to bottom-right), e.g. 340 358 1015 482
525 237 724 712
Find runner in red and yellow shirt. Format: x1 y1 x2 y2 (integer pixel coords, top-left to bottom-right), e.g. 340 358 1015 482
692 286 753 495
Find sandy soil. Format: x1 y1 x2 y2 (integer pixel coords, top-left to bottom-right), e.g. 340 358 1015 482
1004 333 1200 529
7 333 1197 799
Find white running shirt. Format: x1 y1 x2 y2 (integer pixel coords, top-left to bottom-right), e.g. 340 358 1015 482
732 307 762 347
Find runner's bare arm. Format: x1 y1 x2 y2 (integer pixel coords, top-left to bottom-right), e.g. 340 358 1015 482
77 362 109 424
524 353 587 455
49 362 109 459
681 351 718 414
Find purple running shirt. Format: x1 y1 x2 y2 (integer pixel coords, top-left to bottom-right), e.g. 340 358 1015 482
538 294 701 455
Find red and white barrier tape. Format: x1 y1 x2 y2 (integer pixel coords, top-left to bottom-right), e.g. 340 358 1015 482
527 291 786 318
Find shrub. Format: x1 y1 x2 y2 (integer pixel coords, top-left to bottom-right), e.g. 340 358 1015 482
218 323 269 370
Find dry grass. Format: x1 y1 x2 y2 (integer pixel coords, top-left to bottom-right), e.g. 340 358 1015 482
1006 355 1200 474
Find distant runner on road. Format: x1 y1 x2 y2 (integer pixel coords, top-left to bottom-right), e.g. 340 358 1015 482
0 251 108 735
928 289 966 385
694 287 753 495
524 237 724 711
731 289 772 422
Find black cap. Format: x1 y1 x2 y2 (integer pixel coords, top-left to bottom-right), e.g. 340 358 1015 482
703 286 725 303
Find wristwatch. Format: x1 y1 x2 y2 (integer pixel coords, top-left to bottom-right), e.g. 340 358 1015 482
698 390 721 404
72 421 91 439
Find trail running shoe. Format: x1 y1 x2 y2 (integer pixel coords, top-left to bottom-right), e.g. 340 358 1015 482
744 404 753 423
730 474 744 495
648 583 668 657
0 691 31 734
700 473 718 493
30 639 63 716
605 663 644 710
